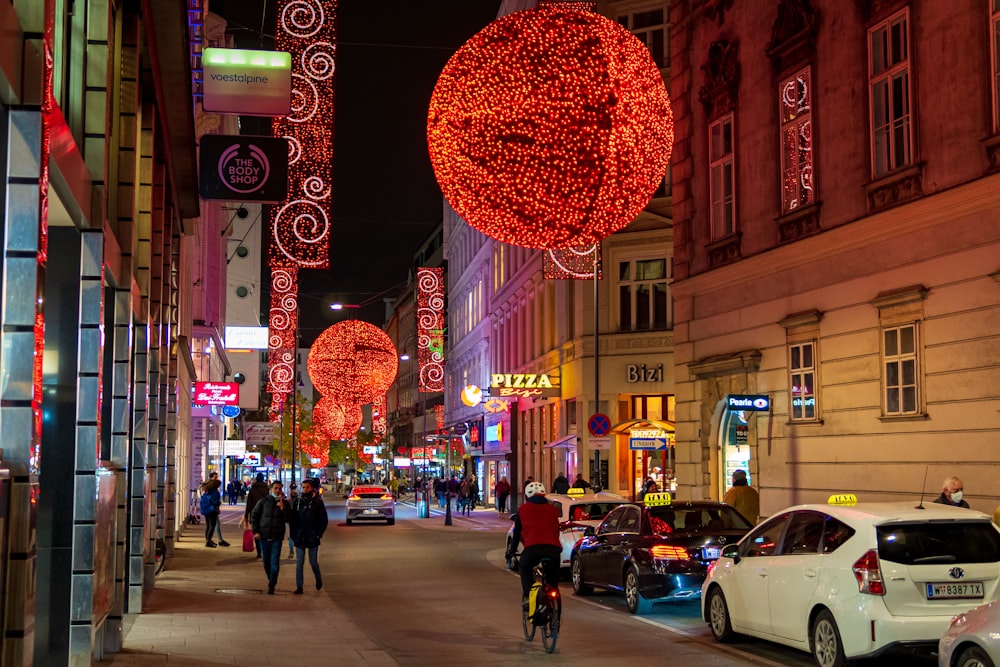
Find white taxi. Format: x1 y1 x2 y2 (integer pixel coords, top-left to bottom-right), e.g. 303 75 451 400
938 600 1000 667
506 489 627 570
702 496 1000 667
346 485 395 526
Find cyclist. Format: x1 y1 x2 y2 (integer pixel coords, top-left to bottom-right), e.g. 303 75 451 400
506 481 561 609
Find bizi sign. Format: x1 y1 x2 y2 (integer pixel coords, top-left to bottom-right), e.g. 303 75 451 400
199 135 289 203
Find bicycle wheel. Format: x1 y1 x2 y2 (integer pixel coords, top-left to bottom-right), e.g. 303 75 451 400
522 603 536 641
541 591 561 653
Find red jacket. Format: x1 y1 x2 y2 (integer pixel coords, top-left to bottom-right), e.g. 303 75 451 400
515 497 560 548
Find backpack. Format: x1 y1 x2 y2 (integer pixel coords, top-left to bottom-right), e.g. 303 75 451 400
199 491 214 515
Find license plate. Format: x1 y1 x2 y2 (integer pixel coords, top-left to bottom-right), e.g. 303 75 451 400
363 509 379 515
703 547 721 560
926 582 984 599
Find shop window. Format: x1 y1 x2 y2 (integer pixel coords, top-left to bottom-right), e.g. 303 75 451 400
709 114 736 239
869 8 913 177
882 323 919 415
789 341 817 421
618 258 672 332
780 66 815 213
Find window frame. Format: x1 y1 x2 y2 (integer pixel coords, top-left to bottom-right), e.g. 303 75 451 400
779 65 815 213
709 113 736 240
788 340 818 422
881 321 921 416
616 8 669 69
868 8 914 178
616 256 673 333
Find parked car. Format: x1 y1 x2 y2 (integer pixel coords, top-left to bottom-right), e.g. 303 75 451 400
571 493 753 613
703 499 1000 667
939 599 1000 667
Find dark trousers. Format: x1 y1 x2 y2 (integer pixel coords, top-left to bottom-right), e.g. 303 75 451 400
519 544 561 598
260 538 282 590
295 545 322 589
204 511 219 544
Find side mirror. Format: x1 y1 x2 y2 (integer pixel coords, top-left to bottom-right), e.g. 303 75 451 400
584 526 596 537
722 543 740 563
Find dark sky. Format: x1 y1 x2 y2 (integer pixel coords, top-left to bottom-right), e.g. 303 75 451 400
212 1 501 343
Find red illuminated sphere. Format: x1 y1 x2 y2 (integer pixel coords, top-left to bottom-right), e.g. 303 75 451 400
427 3 673 249
313 397 364 441
307 320 399 406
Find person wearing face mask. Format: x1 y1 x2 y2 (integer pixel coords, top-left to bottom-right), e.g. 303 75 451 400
291 478 329 594
251 481 295 594
933 476 970 508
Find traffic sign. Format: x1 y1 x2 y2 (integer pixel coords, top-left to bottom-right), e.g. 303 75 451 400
588 413 611 437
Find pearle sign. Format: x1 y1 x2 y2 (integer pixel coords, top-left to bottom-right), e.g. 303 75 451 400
193 382 240 406
202 48 292 116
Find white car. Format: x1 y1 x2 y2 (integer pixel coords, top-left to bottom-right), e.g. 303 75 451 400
346 485 395 525
506 490 627 569
702 500 1000 667
939 600 1000 667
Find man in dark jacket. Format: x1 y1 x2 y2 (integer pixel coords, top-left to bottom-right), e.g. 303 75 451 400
292 478 329 594
551 473 570 495
244 473 269 557
251 481 294 594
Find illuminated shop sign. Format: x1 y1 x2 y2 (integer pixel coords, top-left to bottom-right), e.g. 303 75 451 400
626 363 663 383
193 382 240 406
199 134 289 203
726 394 771 411
486 422 504 442
202 48 292 116
226 326 270 350
484 398 510 413
460 384 482 407
489 373 560 398
243 453 262 466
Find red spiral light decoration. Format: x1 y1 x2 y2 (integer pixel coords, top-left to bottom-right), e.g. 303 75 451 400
427 3 673 249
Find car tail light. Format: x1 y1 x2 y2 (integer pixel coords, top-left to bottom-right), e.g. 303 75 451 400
651 545 688 560
707 560 718 577
348 494 361 501
381 494 394 500
852 549 885 596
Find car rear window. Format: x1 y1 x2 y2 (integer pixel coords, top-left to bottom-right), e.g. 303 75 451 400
877 522 1000 565
646 506 753 535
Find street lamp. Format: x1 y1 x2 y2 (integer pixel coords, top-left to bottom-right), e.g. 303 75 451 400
329 303 362 311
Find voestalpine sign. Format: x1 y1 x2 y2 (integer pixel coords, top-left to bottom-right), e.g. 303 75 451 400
199 135 289 203
202 48 292 116
489 373 560 398
726 394 771 411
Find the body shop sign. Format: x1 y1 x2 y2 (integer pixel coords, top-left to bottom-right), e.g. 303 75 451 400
203 48 292 116
194 382 239 406
199 135 289 203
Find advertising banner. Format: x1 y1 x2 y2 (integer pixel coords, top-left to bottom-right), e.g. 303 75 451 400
202 48 292 116
193 382 240 406
199 134 289 203
245 422 280 447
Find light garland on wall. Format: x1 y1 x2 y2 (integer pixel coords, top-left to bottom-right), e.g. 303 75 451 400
427 2 673 249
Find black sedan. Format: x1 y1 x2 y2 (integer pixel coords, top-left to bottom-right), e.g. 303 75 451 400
570 495 753 614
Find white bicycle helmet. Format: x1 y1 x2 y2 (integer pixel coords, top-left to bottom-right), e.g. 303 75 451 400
525 482 546 498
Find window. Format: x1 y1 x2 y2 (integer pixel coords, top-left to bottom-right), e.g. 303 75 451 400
617 9 668 68
883 323 919 415
992 0 1000 131
780 512 825 555
618 258 671 331
877 522 1000 565
709 114 735 239
869 9 913 177
821 516 855 554
780 67 814 212
618 506 641 533
789 341 817 420
742 514 791 558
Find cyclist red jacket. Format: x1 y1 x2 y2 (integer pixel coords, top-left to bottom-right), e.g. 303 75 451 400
512 495 560 548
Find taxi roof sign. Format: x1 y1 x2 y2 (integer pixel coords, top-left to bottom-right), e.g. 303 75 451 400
827 493 858 506
566 488 585 496
643 492 672 507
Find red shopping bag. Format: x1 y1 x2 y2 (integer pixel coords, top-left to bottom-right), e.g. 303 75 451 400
242 528 255 552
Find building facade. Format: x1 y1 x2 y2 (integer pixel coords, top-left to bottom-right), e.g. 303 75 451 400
670 0 1000 515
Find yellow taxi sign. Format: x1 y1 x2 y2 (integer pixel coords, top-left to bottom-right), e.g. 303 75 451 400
566 487 585 497
827 493 858 506
643 492 672 507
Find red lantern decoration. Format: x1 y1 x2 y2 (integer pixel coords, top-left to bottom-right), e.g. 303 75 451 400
427 3 673 249
307 320 398 405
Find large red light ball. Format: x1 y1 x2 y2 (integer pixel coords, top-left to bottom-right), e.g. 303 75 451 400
427 4 673 249
313 397 364 441
307 320 399 406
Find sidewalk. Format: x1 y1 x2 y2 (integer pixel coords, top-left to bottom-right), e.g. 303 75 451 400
105 504 399 667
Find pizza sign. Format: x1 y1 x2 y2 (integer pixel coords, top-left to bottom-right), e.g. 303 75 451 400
193 382 240 406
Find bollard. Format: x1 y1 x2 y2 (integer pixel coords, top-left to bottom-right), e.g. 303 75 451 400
417 490 429 519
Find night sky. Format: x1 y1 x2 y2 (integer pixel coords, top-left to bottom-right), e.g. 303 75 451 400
211 1 501 343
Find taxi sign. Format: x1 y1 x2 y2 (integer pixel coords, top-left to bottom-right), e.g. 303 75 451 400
827 493 858 506
643 492 672 507
566 487 585 497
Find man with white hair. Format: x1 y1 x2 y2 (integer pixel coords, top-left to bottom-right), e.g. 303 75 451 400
933 476 969 508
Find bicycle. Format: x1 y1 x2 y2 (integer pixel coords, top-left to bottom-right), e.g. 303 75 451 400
521 557 561 653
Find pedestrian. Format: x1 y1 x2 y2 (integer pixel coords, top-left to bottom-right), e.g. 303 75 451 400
469 475 480 508
448 475 461 511
244 473 269 558
287 483 299 558
292 479 328 594
434 477 445 509
200 477 224 547
251 481 294 594
571 473 591 491
227 479 239 505
552 473 570 495
933 476 970 508
723 469 760 524
495 477 511 514
638 477 659 501
459 477 472 516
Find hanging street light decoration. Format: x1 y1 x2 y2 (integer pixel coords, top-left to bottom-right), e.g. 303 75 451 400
416 267 445 392
426 2 673 250
307 319 399 406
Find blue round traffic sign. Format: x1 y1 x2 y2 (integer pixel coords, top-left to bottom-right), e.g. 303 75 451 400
588 413 611 437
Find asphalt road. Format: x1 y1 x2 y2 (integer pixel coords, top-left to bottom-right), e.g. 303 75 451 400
323 500 937 666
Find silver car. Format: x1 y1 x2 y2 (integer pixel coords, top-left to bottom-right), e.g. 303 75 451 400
346 485 395 525
939 600 1000 667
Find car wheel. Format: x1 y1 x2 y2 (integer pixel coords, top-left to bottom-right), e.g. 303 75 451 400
387 518 395 526
811 609 847 667
707 587 738 643
346 518 353 526
571 556 592 595
624 566 653 615
957 646 995 667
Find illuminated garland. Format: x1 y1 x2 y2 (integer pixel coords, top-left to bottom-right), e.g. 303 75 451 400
416 267 444 392
267 268 298 405
307 320 398 406
313 396 364 441
371 394 386 445
543 243 603 279
427 3 673 249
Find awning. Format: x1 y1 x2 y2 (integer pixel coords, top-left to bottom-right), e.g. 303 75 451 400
544 434 579 449
609 419 675 435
